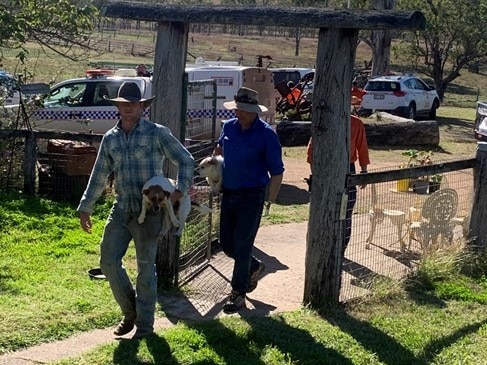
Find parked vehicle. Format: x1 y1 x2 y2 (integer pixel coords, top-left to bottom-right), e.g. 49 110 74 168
28 68 151 134
474 101 487 141
185 64 276 132
360 74 440 120
268 67 314 89
17 64 275 139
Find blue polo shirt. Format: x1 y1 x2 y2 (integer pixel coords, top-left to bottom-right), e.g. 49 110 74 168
218 117 285 190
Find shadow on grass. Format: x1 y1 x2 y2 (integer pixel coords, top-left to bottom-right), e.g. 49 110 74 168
186 315 354 365
277 183 310 205
113 333 177 365
327 309 487 365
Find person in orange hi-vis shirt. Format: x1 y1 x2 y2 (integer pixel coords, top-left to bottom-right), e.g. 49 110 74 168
351 80 366 106
306 114 370 255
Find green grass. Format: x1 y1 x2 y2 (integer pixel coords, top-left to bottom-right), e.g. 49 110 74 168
54 280 487 364
1 30 487 364
0 191 128 353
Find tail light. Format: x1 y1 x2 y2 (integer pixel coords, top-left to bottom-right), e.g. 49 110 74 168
393 91 406 97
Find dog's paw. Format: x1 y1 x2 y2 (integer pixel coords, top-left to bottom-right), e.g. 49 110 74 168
138 217 145 224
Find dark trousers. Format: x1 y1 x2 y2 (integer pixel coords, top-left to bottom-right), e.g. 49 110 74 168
219 187 266 293
344 163 357 255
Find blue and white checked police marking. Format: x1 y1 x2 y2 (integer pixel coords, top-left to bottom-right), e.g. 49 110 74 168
187 109 235 119
34 109 150 120
34 108 233 121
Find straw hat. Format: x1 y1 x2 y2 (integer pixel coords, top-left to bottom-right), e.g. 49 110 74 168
105 81 155 108
223 87 268 113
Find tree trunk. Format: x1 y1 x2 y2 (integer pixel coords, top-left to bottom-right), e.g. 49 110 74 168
275 117 439 147
365 118 439 146
303 27 359 310
295 27 301 56
370 0 395 76
152 21 189 288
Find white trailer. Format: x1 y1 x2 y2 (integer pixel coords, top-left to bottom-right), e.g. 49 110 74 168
185 65 275 139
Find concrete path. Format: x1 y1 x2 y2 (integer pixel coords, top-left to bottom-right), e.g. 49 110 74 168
0 222 309 365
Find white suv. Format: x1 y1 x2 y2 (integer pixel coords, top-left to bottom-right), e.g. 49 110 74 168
360 75 440 120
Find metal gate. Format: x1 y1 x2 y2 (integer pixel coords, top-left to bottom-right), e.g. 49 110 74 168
177 79 219 285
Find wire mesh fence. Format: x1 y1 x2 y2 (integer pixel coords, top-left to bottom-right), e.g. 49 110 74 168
341 163 474 301
0 128 478 304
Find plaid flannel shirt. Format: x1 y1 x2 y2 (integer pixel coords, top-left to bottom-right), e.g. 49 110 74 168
77 119 194 215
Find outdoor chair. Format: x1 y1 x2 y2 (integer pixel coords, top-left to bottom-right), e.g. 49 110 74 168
408 188 458 250
365 184 408 252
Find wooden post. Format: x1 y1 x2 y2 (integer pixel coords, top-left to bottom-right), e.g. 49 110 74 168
303 27 358 309
23 132 36 195
151 21 189 288
468 142 487 247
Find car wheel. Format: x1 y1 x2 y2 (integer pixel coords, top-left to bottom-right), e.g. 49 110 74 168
407 103 416 120
429 99 439 120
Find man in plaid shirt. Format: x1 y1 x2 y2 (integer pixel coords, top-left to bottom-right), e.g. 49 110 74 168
78 81 194 340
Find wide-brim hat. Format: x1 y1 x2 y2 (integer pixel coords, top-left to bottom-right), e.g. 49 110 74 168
105 81 155 108
223 87 268 113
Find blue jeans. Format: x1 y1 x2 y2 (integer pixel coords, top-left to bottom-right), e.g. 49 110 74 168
99 205 162 333
219 187 266 293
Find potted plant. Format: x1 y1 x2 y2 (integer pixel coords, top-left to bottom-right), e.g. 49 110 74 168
429 174 443 193
397 149 418 192
399 149 436 194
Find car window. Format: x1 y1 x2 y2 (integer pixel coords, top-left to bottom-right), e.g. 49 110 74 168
93 81 122 106
272 71 302 87
403 79 415 90
45 82 89 108
414 78 429 91
365 81 400 92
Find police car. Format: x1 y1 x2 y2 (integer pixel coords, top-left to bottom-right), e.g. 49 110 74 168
29 68 152 134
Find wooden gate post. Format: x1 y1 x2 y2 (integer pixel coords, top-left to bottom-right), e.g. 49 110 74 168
151 21 189 288
23 131 36 195
303 27 358 309
468 142 487 248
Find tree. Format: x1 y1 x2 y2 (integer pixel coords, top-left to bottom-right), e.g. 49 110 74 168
398 0 487 100
0 0 98 63
369 0 395 76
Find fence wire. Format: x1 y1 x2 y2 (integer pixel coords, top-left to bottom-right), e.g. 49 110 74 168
341 164 474 301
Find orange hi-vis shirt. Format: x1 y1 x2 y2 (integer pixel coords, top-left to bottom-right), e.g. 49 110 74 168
306 115 370 167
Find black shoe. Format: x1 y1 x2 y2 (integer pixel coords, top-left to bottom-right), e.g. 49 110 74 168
247 261 265 293
113 319 135 336
223 291 246 314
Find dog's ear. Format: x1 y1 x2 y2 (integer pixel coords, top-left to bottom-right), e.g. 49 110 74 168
143 189 150 196
164 190 171 198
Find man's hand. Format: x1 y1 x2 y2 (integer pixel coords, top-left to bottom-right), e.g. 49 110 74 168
170 190 184 205
79 211 92 234
263 201 272 216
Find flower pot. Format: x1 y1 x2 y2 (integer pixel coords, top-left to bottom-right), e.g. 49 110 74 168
396 179 410 192
412 179 429 194
429 181 441 193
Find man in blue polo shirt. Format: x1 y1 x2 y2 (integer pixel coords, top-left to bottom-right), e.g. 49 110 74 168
214 87 284 314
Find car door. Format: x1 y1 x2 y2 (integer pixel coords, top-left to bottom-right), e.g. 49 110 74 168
32 80 124 134
32 81 94 133
415 78 434 111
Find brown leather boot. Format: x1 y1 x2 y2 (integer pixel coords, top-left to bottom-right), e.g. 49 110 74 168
113 318 135 336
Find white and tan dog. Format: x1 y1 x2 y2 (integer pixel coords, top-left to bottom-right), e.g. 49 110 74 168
195 155 223 195
138 175 212 236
